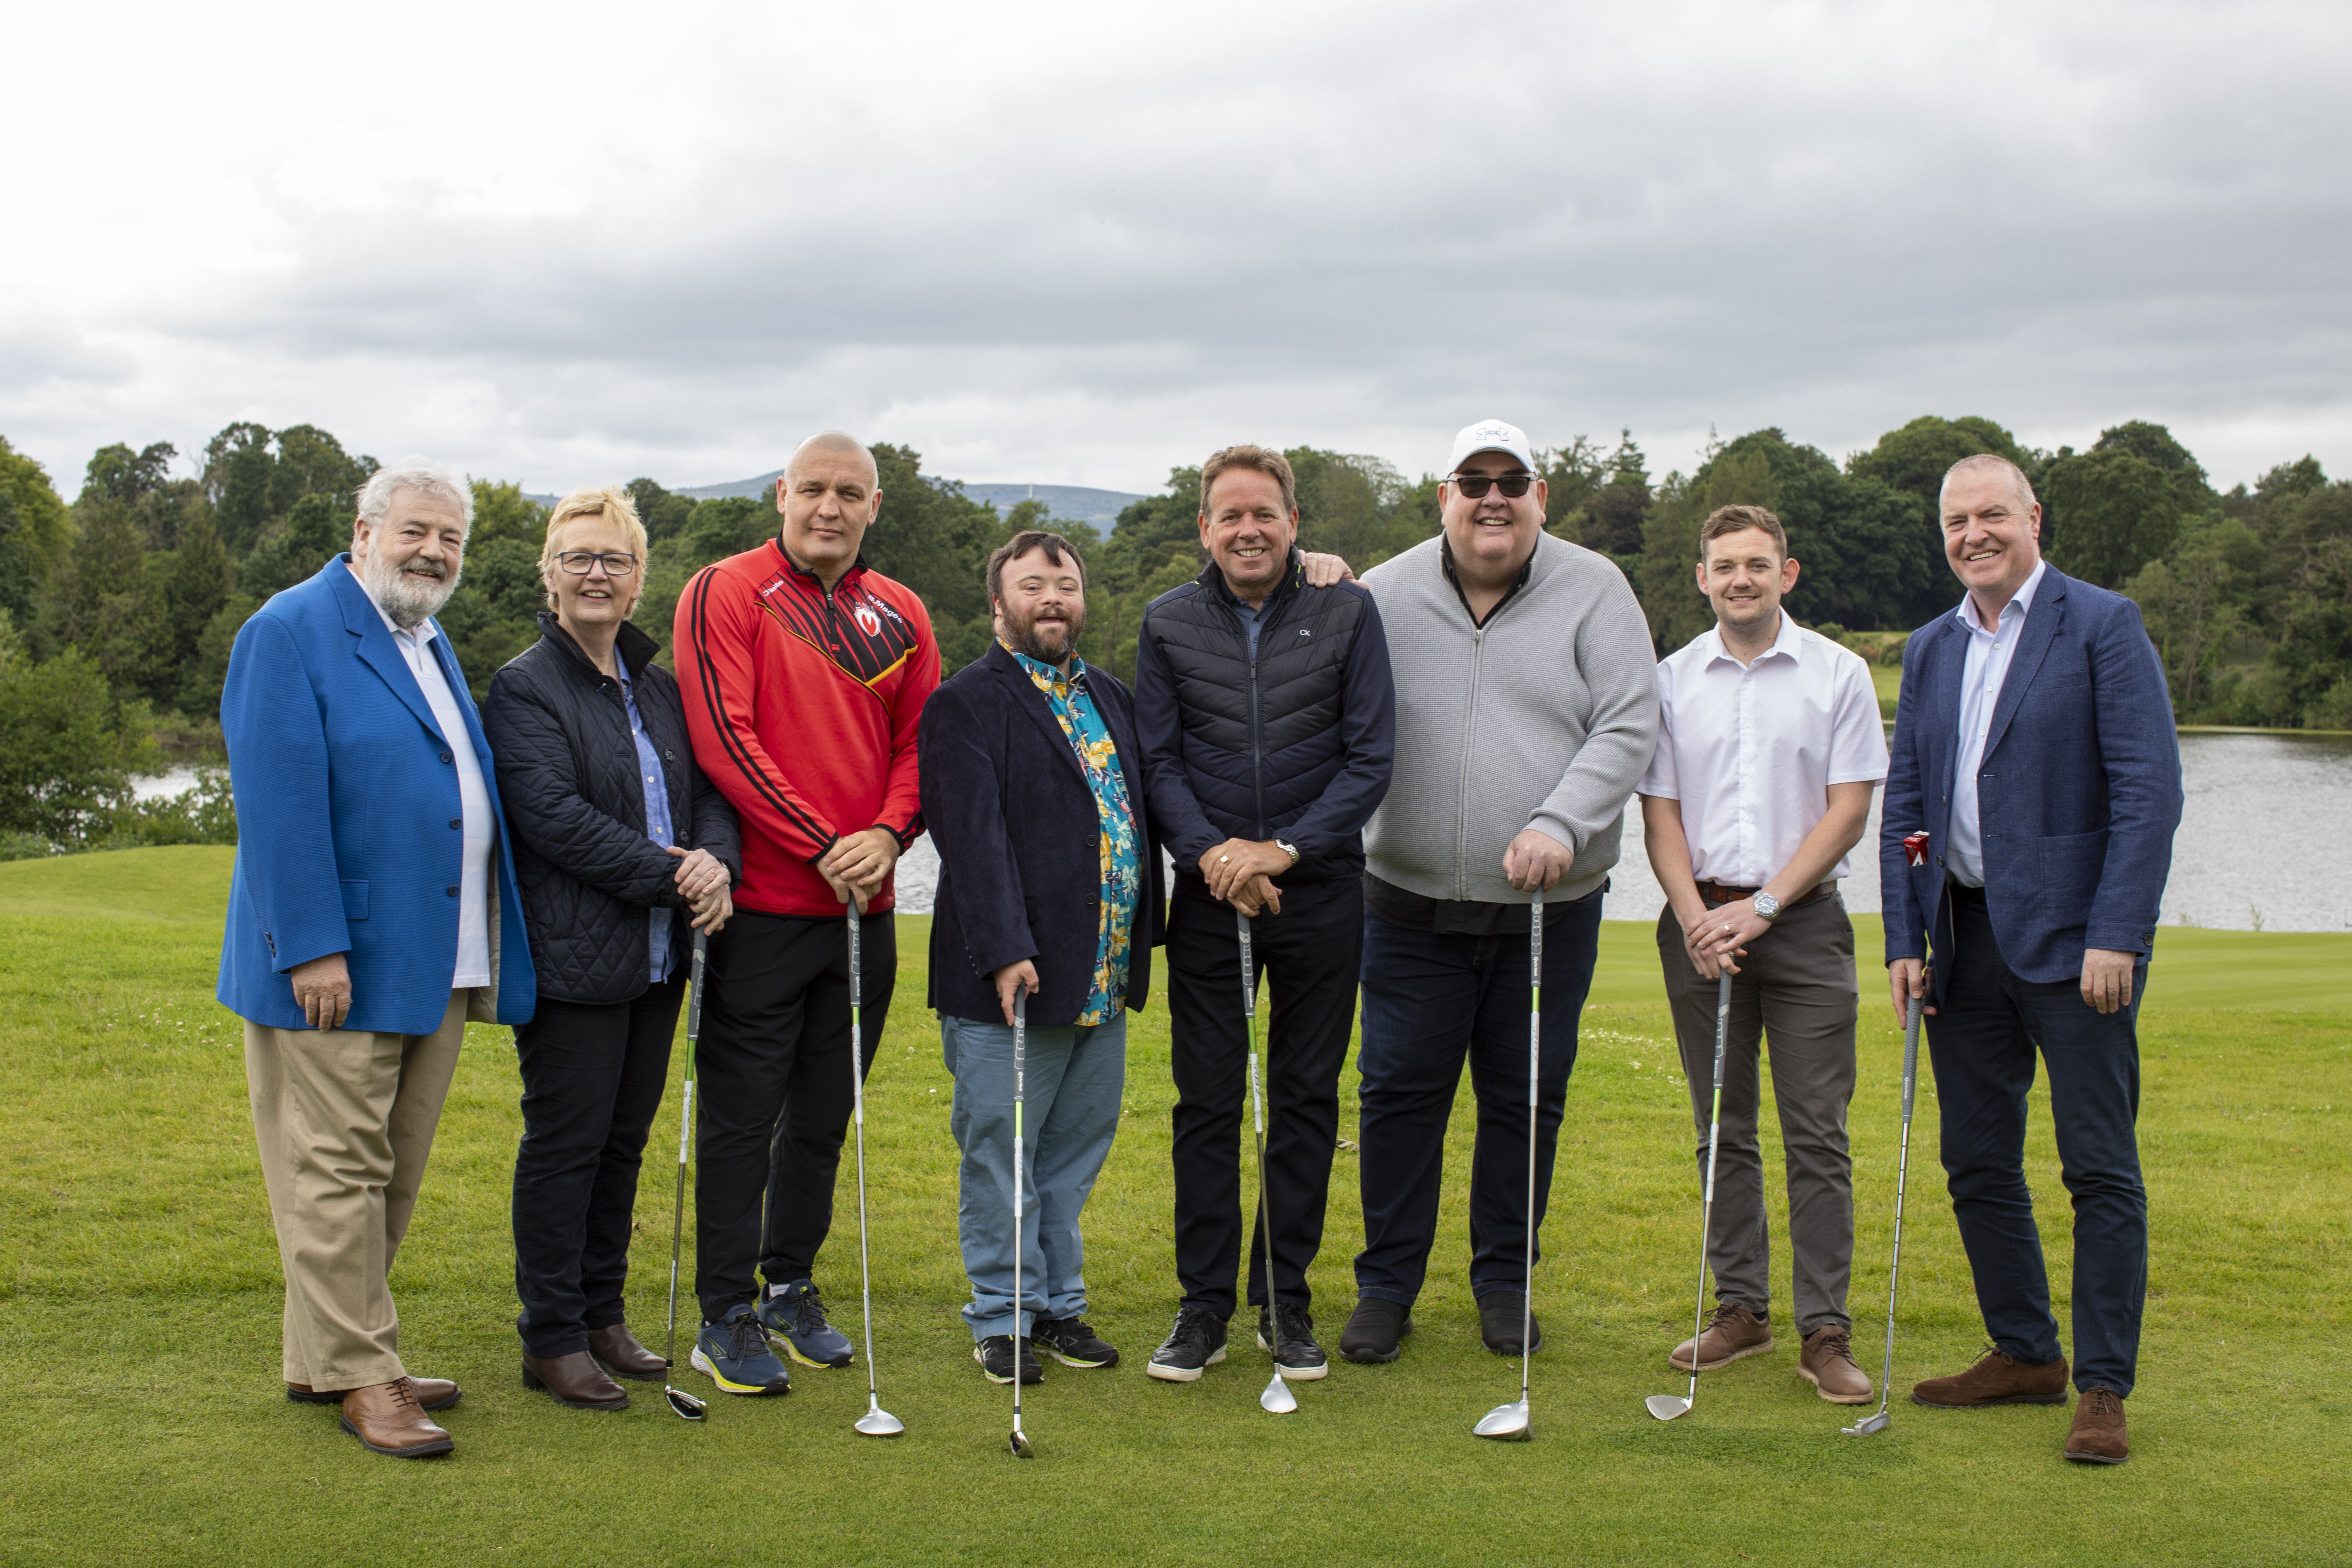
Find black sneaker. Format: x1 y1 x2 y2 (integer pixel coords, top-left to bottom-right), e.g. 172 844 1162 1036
1146 1306 1229 1383
1254 1302 1329 1381
1338 1297 1414 1364
1033 1315 1120 1369
1477 1290 1543 1355
973 1335 1043 1385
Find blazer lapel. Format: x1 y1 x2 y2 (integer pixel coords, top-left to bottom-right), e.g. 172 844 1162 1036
1984 571 2067 760
333 562 448 743
1925 611 1966 809
990 647 1086 784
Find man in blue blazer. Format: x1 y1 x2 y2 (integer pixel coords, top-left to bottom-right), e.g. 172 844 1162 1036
918 530 1164 1386
218 461 535 1460
1881 454 2181 1465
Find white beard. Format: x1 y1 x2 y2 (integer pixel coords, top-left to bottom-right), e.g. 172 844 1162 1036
361 549 462 630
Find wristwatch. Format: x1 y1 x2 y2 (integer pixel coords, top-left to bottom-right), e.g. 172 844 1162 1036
1752 890 1781 922
1275 839 1301 867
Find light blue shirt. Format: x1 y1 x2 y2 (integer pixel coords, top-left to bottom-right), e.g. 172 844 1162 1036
1233 598 1264 654
1946 558 2047 888
615 663 678 981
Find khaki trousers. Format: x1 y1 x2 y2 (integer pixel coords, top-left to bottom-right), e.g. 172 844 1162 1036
244 990 468 1390
1657 895 1859 1334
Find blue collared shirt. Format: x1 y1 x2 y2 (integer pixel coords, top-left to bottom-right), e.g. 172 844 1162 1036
615 662 678 981
1947 559 2047 888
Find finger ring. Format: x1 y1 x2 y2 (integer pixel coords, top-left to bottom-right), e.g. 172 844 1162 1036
1219 855 1230 864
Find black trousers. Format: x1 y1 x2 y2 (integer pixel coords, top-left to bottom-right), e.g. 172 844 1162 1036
695 908 893 1321
511 975 687 1358
1931 884 2148 1395
1167 876 1362 1317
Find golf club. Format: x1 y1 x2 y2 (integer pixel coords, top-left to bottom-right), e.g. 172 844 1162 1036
846 898 903 1437
1844 993 1926 1437
1237 912 1298 1416
1474 884 1544 1441
1646 966 1735 1422
660 930 711 1422
1008 989 1035 1458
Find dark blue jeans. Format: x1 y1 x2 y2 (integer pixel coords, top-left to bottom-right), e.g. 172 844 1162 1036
1352 892 1602 1306
1930 885 2148 1396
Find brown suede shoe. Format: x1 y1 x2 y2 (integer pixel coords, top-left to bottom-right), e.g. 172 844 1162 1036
523 1351 630 1410
588 1323 670 1382
1910 1347 2070 1408
1798 1324 1873 1404
339 1379 455 1457
287 1375 460 1412
2065 1386 2129 1464
1670 1303 1773 1371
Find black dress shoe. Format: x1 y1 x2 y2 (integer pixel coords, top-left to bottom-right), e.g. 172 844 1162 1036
522 1351 630 1410
1339 1297 1414 1364
587 1323 670 1381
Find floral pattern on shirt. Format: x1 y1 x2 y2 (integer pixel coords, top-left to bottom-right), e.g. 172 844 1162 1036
1008 643 1139 1025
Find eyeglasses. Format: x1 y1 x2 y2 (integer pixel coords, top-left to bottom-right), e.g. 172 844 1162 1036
1447 472 1536 499
554 551 639 577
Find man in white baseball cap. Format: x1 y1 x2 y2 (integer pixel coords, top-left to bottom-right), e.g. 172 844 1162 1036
1339 418 1659 1365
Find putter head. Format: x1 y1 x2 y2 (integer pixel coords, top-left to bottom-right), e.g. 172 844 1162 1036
855 1407 905 1437
1260 1372 1299 1414
1009 1424 1035 1459
1841 1410 1891 1437
1644 1393 1694 1422
664 1385 708 1421
1473 1399 1530 1440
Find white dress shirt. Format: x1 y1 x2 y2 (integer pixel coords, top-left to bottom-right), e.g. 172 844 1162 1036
350 564 494 988
1945 558 2048 888
1639 611 1889 887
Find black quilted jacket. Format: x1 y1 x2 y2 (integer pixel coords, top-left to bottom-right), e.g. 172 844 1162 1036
483 614 742 1005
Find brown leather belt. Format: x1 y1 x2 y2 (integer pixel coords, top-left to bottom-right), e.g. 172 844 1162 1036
1696 880 1836 909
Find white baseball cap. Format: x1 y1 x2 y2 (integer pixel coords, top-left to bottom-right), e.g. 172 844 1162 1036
1447 418 1537 475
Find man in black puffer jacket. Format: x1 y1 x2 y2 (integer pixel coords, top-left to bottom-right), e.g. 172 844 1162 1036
1132 444 1395 1385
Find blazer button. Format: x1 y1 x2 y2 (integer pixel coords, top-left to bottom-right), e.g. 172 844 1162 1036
449 818 462 830
446 885 460 897
440 750 454 763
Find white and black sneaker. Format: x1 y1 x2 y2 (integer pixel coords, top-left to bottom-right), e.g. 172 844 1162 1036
1146 1306 1228 1382
973 1335 1043 1385
1256 1302 1330 1380
1033 1315 1120 1368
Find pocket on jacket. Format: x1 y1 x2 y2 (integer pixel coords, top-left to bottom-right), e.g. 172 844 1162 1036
340 880 371 920
2036 830 2108 901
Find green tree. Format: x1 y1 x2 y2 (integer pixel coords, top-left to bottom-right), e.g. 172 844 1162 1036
1581 431 1653 558
2040 447 2183 589
48 496 173 699
625 477 700 545
1537 436 1606 541
2125 518 2249 715
238 491 352 602
268 425 373 518
1289 448 1421 568
0 437 76 624
0 612 157 842
83 441 178 505
203 422 277 551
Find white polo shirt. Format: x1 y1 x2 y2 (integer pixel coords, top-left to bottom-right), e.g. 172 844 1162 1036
1638 611 1889 887
350 564 494 988
1945 558 2047 888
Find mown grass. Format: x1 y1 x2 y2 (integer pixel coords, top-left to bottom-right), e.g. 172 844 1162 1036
0 847 2345 1566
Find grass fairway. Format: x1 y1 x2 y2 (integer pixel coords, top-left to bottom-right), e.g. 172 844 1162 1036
1 847 2345 1566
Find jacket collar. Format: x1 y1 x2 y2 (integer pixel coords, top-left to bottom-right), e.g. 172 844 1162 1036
775 538 868 594
536 609 660 680
329 554 450 743
1196 547 1303 615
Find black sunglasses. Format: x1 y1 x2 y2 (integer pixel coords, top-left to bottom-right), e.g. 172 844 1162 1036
1447 472 1535 498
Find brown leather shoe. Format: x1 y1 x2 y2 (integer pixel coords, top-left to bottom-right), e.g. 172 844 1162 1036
1798 1324 1873 1404
1670 1303 1773 1371
288 1376 460 1412
587 1323 670 1382
1910 1346 2070 1408
2065 1386 2129 1464
339 1380 455 1457
523 1351 630 1410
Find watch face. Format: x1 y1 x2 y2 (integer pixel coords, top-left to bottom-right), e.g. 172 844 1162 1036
1754 892 1779 918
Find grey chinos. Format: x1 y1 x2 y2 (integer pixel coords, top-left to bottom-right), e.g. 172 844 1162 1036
1656 892 1859 1335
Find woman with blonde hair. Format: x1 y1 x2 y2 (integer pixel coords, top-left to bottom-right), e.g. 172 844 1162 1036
483 486 746 1408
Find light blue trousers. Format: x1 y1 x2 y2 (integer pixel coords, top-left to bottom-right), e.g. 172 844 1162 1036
941 1011 1127 1340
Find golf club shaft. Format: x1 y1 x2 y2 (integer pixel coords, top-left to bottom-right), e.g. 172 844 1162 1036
849 901 882 1411
1684 967 1734 1402
665 931 708 1379
1239 912 1282 1371
1012 989 1026 1439
1520 886 1542 1404
1875 994 1925 1416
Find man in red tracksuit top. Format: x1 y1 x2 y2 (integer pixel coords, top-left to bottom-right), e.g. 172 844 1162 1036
672 430 941 1395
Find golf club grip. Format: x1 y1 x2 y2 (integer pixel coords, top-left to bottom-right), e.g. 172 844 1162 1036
687 930 708 1042
1900 996 1923 1119
1236 910 1254 1015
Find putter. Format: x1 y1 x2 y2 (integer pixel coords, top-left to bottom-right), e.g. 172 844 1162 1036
1008 989 1035 1458
1238 913 1298 1416
660 930 711 1422
846 899 903 1437
1844 994 1926 1437
1474 885 1544 1441
1647 967 1735 1422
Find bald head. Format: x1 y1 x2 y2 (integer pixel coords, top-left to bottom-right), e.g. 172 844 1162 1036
787 430 878 489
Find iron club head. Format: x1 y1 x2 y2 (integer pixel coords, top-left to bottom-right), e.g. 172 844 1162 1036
1644 1393 1694 1422
1473 1399 1531 1440
1260 1371 1299 1415
1842 1410 1891 1437
856 1404 905 1437
1009 1423 1035 1459
664 1385 708 1421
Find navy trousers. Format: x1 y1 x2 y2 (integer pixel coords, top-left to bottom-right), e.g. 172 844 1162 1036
1930 884 2148 1396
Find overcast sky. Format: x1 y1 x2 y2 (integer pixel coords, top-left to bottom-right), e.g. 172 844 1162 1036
4 0 2346 498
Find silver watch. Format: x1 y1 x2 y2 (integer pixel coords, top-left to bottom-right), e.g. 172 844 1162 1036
1275 839 1301 867
1752 890 1781 921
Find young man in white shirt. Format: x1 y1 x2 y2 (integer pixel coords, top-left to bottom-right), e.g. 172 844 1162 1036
1637 504 1889 1404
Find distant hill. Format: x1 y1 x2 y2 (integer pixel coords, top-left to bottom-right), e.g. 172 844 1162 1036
674 471 1144 526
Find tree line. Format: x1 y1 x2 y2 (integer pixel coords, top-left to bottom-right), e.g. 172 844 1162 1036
2 411 2345 855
